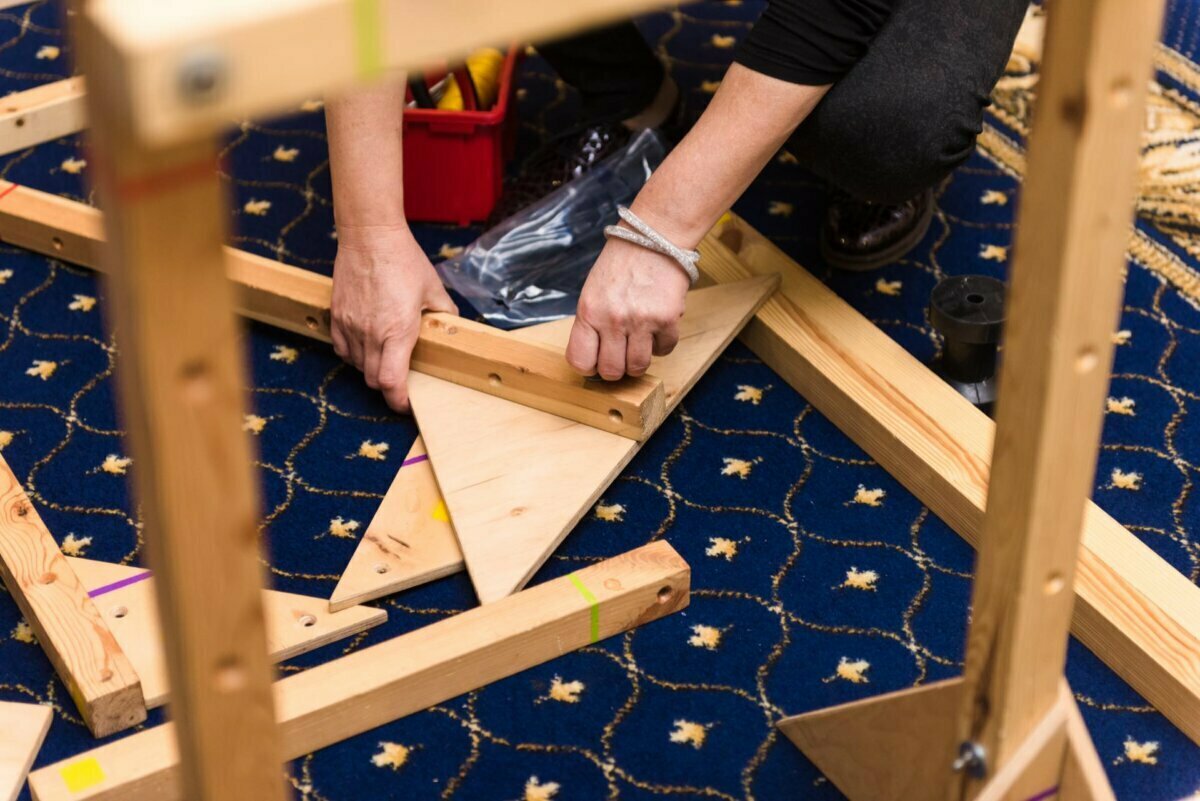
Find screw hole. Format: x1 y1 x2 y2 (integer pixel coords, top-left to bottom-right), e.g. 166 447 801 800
14 116 24 128
609 409 624 424
966 293 984 304
656 585 673 604
374 563 389 575
1075 347 1098 374
304 315 319 330
213 657 246 693
488 373 502 387
51 236 63 252
298 614 316 627
1044 573 1065 595
112 605 128 619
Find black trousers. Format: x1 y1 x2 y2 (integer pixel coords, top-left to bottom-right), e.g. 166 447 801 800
538 0 1029 204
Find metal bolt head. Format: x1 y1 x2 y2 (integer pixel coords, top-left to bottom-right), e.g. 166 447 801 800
177 49 226 104
952 740 988 779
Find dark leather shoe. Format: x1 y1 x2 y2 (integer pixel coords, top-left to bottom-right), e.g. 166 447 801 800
487 124 632 225
820 188 934 271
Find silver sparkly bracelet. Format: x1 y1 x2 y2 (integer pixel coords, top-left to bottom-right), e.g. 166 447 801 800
603 205 700 285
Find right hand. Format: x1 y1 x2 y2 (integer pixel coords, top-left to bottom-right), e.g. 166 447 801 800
330 227 458 412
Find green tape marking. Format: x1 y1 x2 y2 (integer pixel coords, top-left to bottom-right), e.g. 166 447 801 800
568 573 600 643
352 0 384 80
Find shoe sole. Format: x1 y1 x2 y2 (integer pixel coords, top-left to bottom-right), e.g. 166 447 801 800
820 191 936 272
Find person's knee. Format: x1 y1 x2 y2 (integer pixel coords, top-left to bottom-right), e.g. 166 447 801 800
795 82 984 204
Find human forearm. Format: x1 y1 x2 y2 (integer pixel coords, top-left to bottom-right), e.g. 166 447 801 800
628 63 829 248
326 76 409 245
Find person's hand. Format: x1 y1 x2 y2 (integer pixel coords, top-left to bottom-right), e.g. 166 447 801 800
331 227 458 412
566 236 690 380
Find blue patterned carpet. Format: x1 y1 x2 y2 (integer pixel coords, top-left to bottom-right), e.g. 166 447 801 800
2 2 1200 800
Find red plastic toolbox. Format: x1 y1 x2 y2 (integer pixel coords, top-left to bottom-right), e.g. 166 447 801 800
402 47 521 226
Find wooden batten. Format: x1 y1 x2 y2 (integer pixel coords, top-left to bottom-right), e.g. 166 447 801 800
0 701 52 801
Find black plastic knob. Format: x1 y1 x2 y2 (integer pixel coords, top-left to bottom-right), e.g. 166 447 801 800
929 275 1005 412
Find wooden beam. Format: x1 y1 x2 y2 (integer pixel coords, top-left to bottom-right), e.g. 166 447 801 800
954 0 1163 784
0 701 52 801
0 454 146 737
81 0 676 147
0 181 664 439
79 10 286 796
702 216 1200 747
0 78 87 157
28 541 691 801
70 557 387 707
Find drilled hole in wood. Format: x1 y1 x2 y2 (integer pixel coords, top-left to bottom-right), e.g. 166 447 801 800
656 585 673 604
374 563 389 574
51 236 63 252
304 315 319 330
1075 347 1098 374
213 657 247 693
298 614 317 627
608 409 624 424
112 605 128 619
1044 573 1065 595
1110 76 1133 108
180 359 212 402
13 116 24 127
488 373 502 387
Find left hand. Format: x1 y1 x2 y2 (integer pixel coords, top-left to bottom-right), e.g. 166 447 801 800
566 236 691 380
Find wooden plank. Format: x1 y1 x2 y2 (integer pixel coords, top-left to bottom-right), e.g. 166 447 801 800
776 679 962 801
28 541 691 801
409 276 777 604
82 0 675 147
0 78 87 157
80 10 285 796
413 313 665 440
70 557 387 707
329 436 462 612
0 701 52 801
1058 688 1118 801
702 218 1200 747
0 181 663 439
953 0 1163 782
0 454 146 737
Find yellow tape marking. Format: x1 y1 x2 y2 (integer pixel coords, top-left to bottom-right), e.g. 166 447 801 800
431 499 450 522
60 757 105 793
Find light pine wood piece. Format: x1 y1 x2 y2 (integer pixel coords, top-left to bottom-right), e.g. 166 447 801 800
0 77 87 157
704 216 1200 748
0 455 145 736
0 701 52 801
409 276 777 604
69 557 387 707
953 0 1164 784
79 12 285 799
28 541 691 801
82 0 675 147
329 436 462 611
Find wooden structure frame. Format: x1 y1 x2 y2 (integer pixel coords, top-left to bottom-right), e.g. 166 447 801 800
0 0 1186 799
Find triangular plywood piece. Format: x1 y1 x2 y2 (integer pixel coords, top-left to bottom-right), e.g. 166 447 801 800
777 678 962 801
329 436 462 611
68 557 387 707
0 700 51 801
410 275 778 604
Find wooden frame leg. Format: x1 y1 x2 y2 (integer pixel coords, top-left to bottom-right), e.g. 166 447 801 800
77 16 286 801
773 0 1163 798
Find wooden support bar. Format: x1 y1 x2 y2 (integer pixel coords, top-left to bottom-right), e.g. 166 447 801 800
0 454 146 737
28 541 691 801
82 0 676 147
0 181 664 439
80 11 286 798
0 78 87 157
701 217 1200 747
955 0 1164 783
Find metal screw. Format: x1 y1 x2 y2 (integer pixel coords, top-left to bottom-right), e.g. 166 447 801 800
177 49 226 104
952 741 988 779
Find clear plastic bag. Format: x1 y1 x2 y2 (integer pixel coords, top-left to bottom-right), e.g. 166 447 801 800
436 129 666 329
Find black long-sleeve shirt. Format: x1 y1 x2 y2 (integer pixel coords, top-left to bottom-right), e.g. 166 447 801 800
735 0 896 85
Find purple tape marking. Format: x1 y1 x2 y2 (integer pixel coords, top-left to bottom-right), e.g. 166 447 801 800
87 570 153 599
1025 787 1058 801
401 453 429 468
